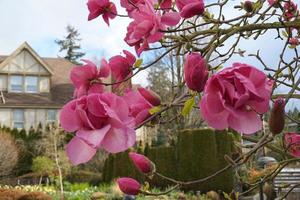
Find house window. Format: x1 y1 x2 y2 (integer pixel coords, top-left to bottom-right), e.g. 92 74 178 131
10 75 23 92
13 109 24 129
25 76 38 93
47 109 56 122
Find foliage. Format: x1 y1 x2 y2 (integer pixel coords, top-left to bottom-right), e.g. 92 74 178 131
55 25 85 64
66 170 102 185
103 129 235 192
0 131 19 178
31 156 55 176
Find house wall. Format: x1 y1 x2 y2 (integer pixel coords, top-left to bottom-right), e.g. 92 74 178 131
0 108 60 131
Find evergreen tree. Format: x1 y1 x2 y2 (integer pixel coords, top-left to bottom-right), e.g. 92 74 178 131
55 25 85 64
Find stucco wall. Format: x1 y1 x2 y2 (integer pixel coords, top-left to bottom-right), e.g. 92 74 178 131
0 108 59 130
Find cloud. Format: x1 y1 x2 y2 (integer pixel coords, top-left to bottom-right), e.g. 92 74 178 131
0 0 131 58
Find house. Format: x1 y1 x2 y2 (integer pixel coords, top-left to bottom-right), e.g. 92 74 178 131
0 42 75 130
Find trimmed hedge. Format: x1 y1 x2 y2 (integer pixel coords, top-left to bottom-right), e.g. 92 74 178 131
103 129 234 192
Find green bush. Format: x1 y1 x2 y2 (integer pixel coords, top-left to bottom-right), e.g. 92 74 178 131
31 156 55 175
103 129 234 193
66 170 102 185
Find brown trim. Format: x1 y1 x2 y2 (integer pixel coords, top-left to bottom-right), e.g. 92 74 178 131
0 42 54 75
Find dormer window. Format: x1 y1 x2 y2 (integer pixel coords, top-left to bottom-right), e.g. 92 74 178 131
10 75 23 92
25 76 38 93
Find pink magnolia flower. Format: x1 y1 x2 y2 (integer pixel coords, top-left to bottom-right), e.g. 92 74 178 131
124 87 161 126
87 0 117 25
176 0 205 18
284 1 298 20
268 0 279 7
200 63 273 134
109 50 136 85
289 37 299 45
60 92 136 165
129 152 154 174
184 52 209 92
124 3 180 55
70 59 110 98
269 97 285 135
160 0 173 10
285 133 300 157
117 177 141 195
121 0 154 16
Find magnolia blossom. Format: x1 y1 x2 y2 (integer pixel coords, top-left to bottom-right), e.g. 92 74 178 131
285 133 300 157
184 52 208 92
160 0 173 10
117 177 141 195
284 1 298 20
200 63 273 134
70 59 110 98
60 92 136 165
124 3 180 55
129 152 154 174
269 97 285 135
87 0 117 25
289 37 299 45
109 50 136 85
176 0 205 18
124 87 161 126
121 0 154 16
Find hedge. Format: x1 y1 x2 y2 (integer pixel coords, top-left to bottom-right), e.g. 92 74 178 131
103 129 234 192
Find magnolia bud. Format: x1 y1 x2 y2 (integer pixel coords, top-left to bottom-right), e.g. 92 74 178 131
117 177 141 195
137 87 161 106
284 132 300 157
289 37 299 46
129 152 155 174
269 97 285 135
184 52 209 92
244 1 254 13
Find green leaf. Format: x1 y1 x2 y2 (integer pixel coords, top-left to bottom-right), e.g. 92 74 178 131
149 106 161 115
282 30 288 38
134 59 143 68
181 96 195 117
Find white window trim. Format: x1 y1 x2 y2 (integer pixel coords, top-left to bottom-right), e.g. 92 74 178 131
12 109 25 129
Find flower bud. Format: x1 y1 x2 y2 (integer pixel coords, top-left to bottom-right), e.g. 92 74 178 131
289 37 299 46
117 177 141 195
244 1 254 13
284 132 300 157
129 152 155 174
184 52 209 92
137 87 161 106
269 97 285 135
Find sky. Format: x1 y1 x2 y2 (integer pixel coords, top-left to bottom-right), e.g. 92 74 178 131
0 0 299 108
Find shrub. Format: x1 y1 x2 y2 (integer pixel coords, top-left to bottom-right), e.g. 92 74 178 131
31 156 55 176
66 170 102 185
0 131 19 177
103 129 235 193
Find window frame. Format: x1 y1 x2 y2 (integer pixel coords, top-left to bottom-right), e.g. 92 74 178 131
10 75 23 93
46 109 57 123
25 76 38 93
12 109 25 129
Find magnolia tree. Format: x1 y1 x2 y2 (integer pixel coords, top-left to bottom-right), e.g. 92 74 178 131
59 0 300 197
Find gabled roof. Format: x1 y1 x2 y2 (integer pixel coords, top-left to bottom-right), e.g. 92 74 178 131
0 42 54 75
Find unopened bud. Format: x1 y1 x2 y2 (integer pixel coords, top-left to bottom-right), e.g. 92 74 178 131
244 1 254 13
269 97 285 135
129 152 155 175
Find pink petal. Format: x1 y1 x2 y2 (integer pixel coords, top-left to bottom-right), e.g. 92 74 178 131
228 111 262 134
66 137 97 165
76 125 111 148
60 100 81 132
200 93 230 130
101 127 136 153
161 12 181 26
99 59 110 77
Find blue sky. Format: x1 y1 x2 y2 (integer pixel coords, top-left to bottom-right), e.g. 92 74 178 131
0 0 299 108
